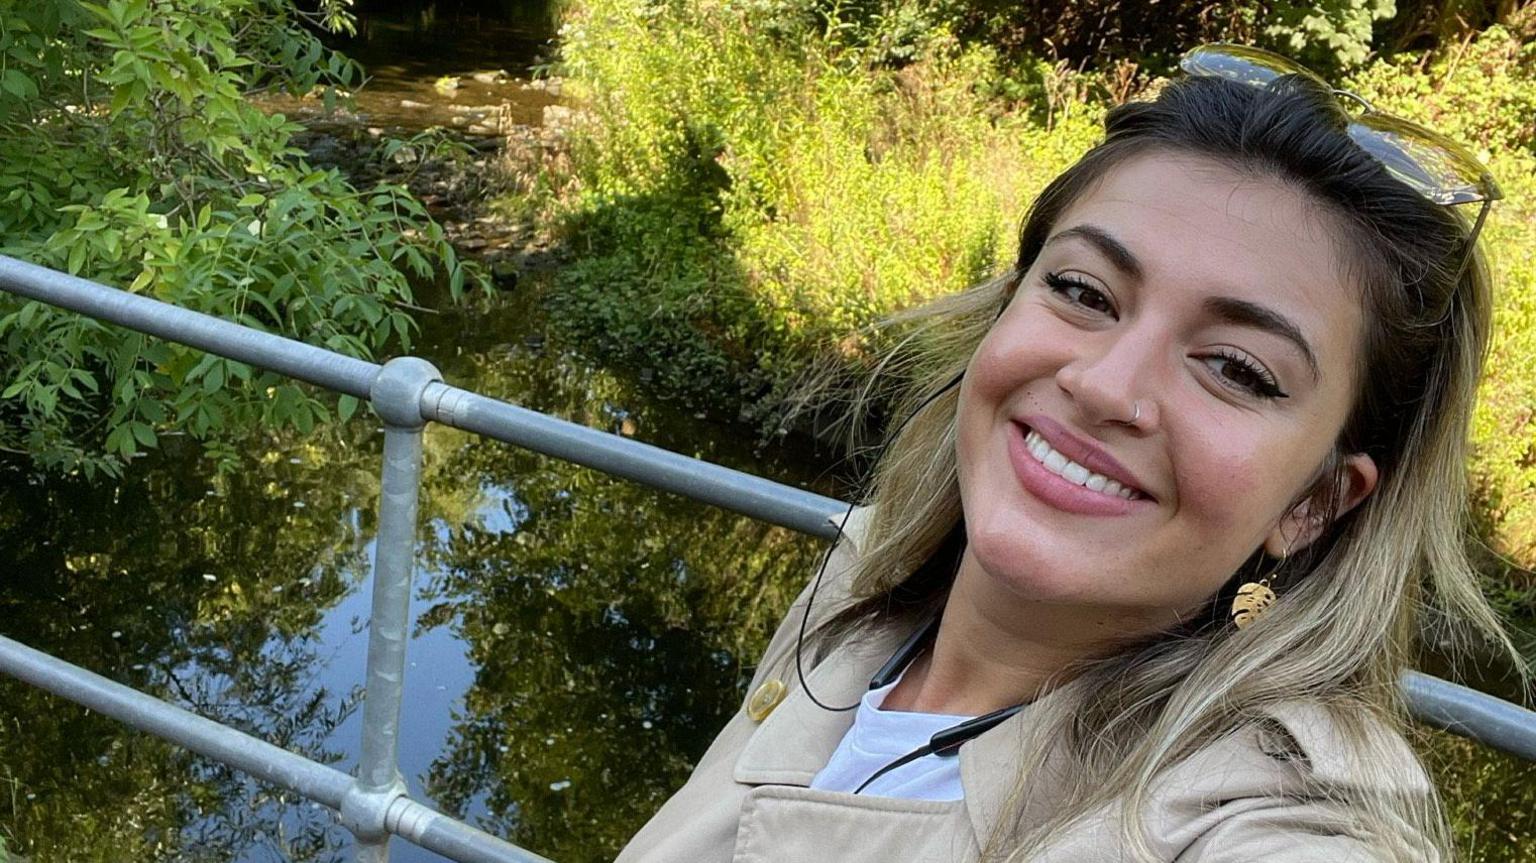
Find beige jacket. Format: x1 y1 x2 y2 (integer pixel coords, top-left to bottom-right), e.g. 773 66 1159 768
617 508 1434 863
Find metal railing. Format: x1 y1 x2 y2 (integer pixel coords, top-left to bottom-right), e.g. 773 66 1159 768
1 253 1534 862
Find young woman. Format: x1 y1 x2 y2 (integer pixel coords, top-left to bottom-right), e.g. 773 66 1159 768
618 44 1517 862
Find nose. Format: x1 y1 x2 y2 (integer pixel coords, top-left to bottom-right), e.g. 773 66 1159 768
1054 327 1161 431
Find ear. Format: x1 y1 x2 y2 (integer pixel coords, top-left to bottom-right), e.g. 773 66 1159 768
1263 452 1379 557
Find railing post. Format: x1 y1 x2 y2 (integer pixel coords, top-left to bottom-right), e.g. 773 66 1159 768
345 357 442 863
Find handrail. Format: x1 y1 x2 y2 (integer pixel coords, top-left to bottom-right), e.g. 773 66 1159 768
0 636 552 863
2 252 1535 862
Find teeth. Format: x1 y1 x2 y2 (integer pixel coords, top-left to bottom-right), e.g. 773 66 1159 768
1023 430 1139 500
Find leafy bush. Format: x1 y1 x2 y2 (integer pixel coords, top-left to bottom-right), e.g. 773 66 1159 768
1261 0 1396 69
1421 728 1536 863
551 0 1105 415
0 0 482 477
1349 25 1536 155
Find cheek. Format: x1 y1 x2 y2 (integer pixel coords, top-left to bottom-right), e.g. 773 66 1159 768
1171 424 1301 549
965 313 1057 404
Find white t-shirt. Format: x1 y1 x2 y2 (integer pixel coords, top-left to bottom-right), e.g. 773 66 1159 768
808 675 975 801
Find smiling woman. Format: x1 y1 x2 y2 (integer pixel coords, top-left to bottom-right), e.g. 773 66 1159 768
955 152 1379 633
616 45 1520 863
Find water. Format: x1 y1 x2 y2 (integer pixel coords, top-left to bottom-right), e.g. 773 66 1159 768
0 9 835 861
251 4 562 136
0 283 833 863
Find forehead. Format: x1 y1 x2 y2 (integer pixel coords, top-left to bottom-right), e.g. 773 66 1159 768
1044 150 1364 366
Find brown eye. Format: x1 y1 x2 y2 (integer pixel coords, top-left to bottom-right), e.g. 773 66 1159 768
1044 272 1116 317
1200 351 1288 400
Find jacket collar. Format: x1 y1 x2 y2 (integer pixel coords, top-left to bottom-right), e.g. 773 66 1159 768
731 621 1070 842
732 505 1072 843
734 506 899 785
733 623 908 785
957 685 1076 844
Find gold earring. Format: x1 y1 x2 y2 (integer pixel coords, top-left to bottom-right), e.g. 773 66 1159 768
1230 546 1288 629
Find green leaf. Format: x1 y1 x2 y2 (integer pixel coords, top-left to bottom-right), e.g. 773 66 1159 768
105 423 135 457
1 69 38 99
337 393 358 422
200 361 224 393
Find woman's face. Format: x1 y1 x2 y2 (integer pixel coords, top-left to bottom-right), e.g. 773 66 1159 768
955 150 1377 629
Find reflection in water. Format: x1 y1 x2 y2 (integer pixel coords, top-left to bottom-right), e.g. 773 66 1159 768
0 284 830 862
411 287 832 860
0 430 376 861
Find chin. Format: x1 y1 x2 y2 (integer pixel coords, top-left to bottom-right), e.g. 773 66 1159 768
964 514 1102 604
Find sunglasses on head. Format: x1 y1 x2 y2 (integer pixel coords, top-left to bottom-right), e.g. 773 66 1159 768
1180 43 1500 281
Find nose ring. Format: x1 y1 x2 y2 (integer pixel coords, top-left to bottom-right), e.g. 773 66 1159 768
1115 402 1141 426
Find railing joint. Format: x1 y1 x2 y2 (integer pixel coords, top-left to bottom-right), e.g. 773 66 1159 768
370 356 442 429
340 777 409 843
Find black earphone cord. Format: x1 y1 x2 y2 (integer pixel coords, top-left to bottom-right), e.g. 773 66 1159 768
789 369 1025 794
793 369 968 713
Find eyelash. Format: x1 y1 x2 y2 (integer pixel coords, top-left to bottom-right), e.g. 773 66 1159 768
1041 271 1290 401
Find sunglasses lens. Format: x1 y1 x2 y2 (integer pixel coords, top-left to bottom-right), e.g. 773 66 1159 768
1347 114 1502 205
1179 44 1319 88
1180 43 1501 208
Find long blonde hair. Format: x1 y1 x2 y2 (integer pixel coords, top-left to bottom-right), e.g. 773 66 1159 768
811 74 1523 860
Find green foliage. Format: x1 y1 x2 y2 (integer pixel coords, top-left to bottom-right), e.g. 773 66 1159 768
544 0 1535 567
0 0 484 478
1421 729 1536 862
865 0 1526 74
1348 26 1536 155
1262 0 1398 70
551 0 1103 415
915 0 1397 74
1348 27 1536 564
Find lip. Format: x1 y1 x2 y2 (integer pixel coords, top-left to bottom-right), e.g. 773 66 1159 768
1013 411 1148 497
1006 428 1147 516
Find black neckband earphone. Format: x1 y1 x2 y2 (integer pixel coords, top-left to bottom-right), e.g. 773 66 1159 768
790 366 1028 794
849 607 1027 793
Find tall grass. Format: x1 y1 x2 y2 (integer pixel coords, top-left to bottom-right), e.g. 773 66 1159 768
550 0 1106 416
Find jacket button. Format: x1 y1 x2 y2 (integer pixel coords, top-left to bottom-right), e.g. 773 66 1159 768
747 679 787 721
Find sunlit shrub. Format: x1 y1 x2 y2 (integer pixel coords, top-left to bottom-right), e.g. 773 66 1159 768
552 0 1105 414
0 0 481 478
1348 27 1536 567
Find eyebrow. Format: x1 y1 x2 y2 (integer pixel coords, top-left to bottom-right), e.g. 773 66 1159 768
1044 223 1321 382
1046 224 1143 281
1203 296 1320 383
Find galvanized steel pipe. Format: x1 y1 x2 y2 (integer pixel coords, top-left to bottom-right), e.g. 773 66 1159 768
0 634 355 807
0 254 379 398
1403 670 1536 761
421 382 847 539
